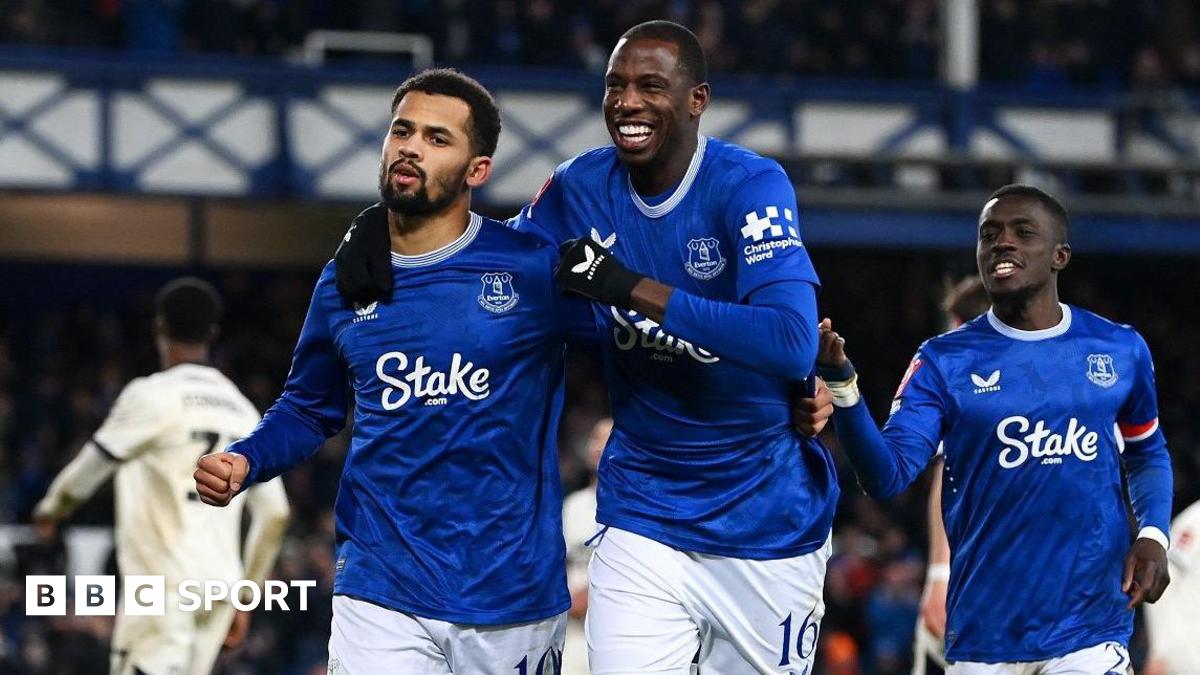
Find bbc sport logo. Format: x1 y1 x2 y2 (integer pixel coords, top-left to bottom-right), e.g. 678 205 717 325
26 575 316 616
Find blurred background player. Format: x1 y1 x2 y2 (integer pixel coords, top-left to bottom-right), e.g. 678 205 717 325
815 185 1172 673
561 417 610 675
32 277 291 675
195 69 593 673
913 277 990 675
1143 498 1200 675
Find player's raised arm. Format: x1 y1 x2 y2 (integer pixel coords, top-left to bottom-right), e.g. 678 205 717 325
818 319 944 500
197 272 350 504
555 167 820 379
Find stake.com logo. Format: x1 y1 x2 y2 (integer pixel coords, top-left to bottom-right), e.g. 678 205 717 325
26 575 316 616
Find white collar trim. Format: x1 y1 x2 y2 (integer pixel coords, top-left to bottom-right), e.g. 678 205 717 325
627 134 707 218
391 213 481 268
986 303 1072 341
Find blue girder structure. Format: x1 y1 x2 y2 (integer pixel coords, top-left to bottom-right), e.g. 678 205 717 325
2 48 1199 252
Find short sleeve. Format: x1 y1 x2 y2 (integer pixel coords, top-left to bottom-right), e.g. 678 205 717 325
724 167 819 301
92 379 171 460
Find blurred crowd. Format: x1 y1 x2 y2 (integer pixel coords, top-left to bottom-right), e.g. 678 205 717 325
0 247 1196 673
2 0 1200 91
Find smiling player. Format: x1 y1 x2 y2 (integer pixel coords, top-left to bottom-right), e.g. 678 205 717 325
334 21 838 675
539 24 836 674
815 184 1172 673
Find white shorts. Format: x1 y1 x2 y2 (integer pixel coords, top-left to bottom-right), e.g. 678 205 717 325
947 641 1130 675
563 618 589 675
110 596 237 675
328 594 567 675
585 526 831 675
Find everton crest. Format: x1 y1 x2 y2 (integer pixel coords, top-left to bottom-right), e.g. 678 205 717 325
478 273 519 314
685 237 726 280
1086 353 1118 388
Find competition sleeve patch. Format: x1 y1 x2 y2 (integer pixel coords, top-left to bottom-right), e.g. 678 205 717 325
894 357 924 400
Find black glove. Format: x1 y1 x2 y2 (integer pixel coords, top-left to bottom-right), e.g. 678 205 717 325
553 238 643 308
335 203 393 305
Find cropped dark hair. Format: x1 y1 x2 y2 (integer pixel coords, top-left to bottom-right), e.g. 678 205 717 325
620 20 708 86
155 277 222 343
989 184 1070 243
391 68 501 157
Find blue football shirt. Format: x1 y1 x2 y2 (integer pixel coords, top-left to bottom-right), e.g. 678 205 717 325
232 214 593 624
886 305 1165 661
512 136 839 559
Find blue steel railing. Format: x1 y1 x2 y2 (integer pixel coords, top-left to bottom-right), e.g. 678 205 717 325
4 47 1200 253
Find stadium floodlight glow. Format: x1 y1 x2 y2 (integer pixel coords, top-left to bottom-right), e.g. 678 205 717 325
25 575 317 616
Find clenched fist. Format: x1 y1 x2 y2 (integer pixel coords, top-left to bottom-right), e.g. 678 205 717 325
193 453 250 506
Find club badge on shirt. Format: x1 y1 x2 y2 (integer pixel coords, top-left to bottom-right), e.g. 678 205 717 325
1086 353 1118 388
478 273 519 314
684 237 726 280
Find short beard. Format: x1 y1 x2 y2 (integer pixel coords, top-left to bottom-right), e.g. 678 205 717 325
378 161 469 216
